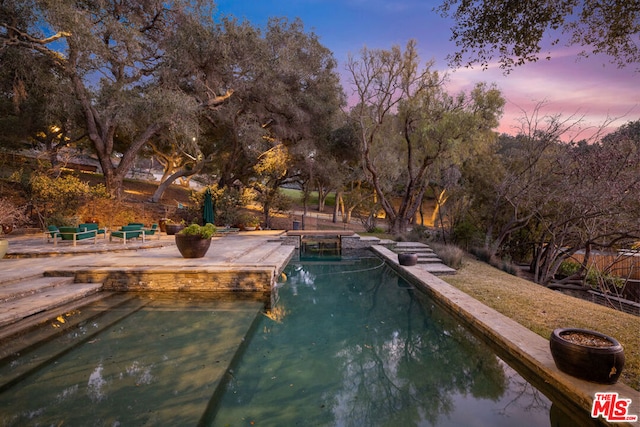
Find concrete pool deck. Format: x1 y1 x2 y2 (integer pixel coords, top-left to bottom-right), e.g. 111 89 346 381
0 231 294 335
0 232 638 425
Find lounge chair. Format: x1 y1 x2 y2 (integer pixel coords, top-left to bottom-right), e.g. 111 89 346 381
79 223 106 238
56 226 98 246
143 223 160 239
45 225 60 242
110 224 144 244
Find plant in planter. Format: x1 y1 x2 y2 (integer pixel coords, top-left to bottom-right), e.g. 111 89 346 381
240 214 260 231
175 223 216 258
550 328 625 384
165 219 186 235
158 218 169 232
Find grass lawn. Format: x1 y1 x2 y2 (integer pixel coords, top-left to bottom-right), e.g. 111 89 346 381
279 188 336 208
442 256 640 391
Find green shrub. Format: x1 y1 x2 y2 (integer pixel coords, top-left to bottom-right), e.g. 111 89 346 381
452 220 481 249
557 260 581 278
585 268 625 290
178 223 216 239
407 224 432 242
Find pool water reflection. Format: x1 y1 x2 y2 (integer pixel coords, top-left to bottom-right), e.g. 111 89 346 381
207 256 552 426
0 255 575 426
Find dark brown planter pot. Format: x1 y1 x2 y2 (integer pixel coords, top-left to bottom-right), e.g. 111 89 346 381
175 234 212 258
165 224 185 235
398 253 418 266
550 328 625 384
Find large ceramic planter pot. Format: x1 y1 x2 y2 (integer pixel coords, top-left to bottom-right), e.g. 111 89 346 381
165 223 185 235
0 239 8 259
550 328 624 384
398 253 418 266
175 234 212 258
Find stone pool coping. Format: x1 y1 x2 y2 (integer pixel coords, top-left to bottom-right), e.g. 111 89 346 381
371 244 639 427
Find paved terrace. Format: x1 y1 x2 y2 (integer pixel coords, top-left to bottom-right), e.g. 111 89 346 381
0 232 638 425
2 230 293 290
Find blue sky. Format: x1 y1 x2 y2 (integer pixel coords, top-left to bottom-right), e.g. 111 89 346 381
215 0 638 139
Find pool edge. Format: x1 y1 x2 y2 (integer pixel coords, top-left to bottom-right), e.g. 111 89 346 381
371 244 639 427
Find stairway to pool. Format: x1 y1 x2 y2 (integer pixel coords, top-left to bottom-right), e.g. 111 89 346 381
0 275 105 341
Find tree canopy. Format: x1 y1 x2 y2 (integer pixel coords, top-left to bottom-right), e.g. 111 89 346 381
438 0 640 71
450 112 640 285
347 40 504 233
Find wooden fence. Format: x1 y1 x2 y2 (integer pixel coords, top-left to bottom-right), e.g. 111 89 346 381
569 252 640 280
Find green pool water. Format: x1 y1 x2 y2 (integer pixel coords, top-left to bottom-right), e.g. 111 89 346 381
207 256 554 426
0 255 596 426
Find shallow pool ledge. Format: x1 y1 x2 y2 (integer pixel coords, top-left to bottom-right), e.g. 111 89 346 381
371 245 639 426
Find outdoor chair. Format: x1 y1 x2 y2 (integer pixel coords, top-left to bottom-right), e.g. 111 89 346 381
110 224 144 244
45 225 60 242
143 223 160 239
56 226 98 246
79 223 107 238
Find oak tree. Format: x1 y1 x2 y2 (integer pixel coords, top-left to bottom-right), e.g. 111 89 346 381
438 0 640 71
347 40 504 233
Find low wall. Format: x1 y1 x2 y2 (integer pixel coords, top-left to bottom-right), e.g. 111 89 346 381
48 267 274 297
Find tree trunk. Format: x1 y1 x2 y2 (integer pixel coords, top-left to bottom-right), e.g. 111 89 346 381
151 160 205 202
332 190 341 223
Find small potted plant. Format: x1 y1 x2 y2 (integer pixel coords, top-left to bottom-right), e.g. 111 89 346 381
549 327 625 384
165 219 185 235
241 214 260 231
174 223 216 258
158 218 169 232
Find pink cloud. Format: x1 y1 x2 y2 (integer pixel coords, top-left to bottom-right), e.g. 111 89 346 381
445 51 639 141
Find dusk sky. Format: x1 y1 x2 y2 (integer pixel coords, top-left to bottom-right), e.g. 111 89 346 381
215 0 638 140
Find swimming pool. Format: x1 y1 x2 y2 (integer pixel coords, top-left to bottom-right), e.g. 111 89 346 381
0 255 581 425
207 255 555 426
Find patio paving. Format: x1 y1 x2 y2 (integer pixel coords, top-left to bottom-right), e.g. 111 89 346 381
0 231 294 333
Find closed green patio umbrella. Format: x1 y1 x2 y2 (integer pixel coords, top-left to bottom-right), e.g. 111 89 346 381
203 188 215 225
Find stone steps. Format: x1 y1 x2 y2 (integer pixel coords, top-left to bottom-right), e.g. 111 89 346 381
393 242 443 264
0 277 103 330
388 242 456 274
0 276 76 303
0 293 140 388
